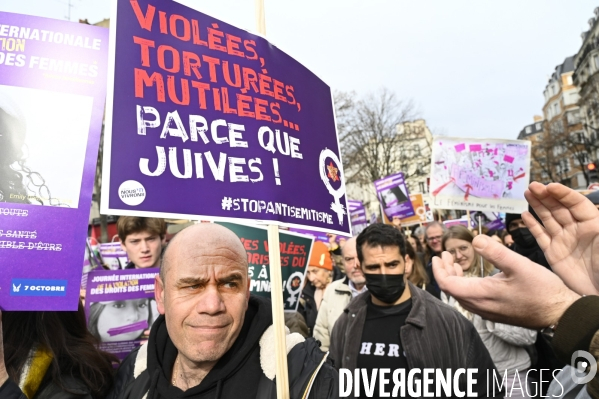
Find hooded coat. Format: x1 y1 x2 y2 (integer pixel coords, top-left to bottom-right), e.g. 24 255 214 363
107 295 337 399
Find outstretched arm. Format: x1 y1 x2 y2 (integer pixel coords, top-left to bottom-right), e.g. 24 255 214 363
432 235 580 329
524 182 599 295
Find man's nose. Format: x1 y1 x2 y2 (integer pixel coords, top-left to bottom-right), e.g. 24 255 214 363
196 285 226 315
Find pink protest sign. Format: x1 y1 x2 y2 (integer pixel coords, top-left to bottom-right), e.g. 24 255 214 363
429 137 531 213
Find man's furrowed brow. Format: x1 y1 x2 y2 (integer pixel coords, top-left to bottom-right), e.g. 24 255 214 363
176 277 208 287
217 273 244 284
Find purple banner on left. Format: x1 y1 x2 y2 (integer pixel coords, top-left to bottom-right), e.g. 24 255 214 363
0 12 108 310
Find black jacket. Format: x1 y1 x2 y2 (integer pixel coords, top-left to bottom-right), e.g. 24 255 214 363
424 259 441 299
0 369 93 399
107 295 338 399
510 243 551 270
330 282 501 397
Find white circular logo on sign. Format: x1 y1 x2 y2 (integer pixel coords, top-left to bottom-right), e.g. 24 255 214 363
118 180 146 206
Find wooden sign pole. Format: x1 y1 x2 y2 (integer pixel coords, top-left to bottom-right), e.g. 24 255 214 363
478 215 484 278
267 225 290 399
256 2 290 398
466 210 471 230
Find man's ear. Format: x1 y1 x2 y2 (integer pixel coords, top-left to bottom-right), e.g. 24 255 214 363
155 275 166 315
120 240 127 254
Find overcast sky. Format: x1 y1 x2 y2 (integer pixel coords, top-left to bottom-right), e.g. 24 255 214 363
3 0 598 139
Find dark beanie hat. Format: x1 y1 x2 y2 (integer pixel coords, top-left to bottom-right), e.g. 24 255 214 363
587 190 599 206
504 206 542 230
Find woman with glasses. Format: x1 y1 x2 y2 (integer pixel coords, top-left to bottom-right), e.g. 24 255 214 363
441 225 538 398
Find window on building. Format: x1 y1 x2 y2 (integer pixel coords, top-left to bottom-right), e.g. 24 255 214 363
535 123 542 130
553 102 560 116
553 145 567 156
567 110 581 125
595 54 599 70
413 144 421 157
541 170 549 179
418 181 426 193
556 159 570 174
525 126 532 134
582 152 591 164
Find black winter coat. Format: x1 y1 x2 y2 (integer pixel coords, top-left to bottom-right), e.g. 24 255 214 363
330 283 502 398
107 295 338 399
0 370 93 399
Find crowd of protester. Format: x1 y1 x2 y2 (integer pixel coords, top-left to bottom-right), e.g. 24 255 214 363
1 183 599 398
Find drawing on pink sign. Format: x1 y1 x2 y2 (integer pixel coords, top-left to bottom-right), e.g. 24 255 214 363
454 143 466 152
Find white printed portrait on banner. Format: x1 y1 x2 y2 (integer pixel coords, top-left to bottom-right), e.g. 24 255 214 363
0 85 92 208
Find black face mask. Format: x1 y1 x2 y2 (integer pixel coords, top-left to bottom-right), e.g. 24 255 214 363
364 273 406 304
510 227 537 249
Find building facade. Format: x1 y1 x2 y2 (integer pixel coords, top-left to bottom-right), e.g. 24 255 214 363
523 54 588 189
572 9 599 186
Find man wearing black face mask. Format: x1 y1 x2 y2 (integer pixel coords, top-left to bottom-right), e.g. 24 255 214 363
504 210 564 395
505 210 551 270
329 224 498 398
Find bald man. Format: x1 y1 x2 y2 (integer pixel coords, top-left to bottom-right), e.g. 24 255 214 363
313 237 366 352
108 224 338 399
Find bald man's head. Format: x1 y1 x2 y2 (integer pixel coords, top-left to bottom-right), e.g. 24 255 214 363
154 223 251 367
160 223 248 282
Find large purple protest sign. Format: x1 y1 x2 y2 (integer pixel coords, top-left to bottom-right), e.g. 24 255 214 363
374 172 415 219
85 268 159 361
0 13 108 311
348 199 368 234
101 0 350 236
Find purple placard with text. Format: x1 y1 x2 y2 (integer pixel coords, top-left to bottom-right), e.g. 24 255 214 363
485 218 506 231
101 0 350 236
287 228 329 244
348 199 368 235
0 13 108 310
85 268 159 361
374 172 415 219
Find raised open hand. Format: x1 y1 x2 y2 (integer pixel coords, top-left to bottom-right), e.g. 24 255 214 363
524 182 599 295
433 235 580 329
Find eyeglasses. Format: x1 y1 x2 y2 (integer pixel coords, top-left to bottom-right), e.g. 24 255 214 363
447 245 472 257
426 235 443 242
